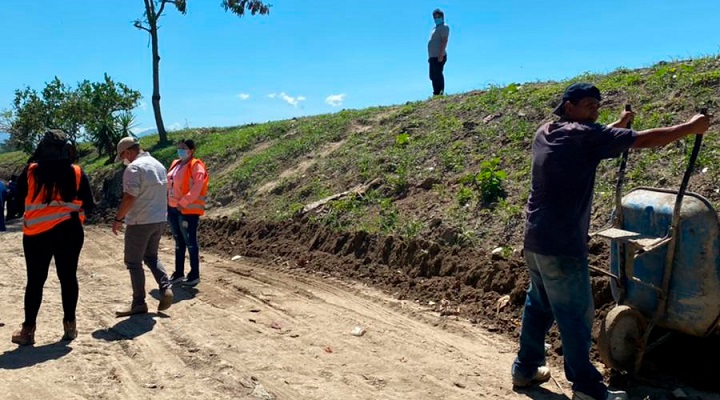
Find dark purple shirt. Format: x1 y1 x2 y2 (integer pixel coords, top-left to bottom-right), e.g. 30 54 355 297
524 121 637 257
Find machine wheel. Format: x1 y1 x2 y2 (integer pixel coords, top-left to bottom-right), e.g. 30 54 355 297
598 305 647 374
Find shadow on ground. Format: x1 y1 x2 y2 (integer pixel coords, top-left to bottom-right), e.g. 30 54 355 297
513 385 570 400
91 313 159 341
149 286 197 305
0 342 73 369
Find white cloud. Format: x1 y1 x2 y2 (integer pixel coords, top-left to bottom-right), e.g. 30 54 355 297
237 93 251 100
278 92 306 107
137 101 147 111
325 93 346 107
168 122 183 131
266 92 306 107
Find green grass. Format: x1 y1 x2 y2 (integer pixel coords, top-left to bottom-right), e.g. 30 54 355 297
3 54 720 249
0 151 26 176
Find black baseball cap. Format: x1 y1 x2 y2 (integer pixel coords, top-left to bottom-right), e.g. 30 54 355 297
553 83 602 116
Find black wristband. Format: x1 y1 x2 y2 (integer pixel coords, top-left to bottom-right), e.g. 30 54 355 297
114 217 123 222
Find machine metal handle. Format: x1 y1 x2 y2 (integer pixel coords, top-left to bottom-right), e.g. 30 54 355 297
657 107 709 320
612 104 633 225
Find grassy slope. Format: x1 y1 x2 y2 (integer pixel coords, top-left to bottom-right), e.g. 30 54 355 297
2 55 720 252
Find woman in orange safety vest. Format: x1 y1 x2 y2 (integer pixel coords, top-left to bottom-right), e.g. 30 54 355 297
167 139 208 288
11 130 95 346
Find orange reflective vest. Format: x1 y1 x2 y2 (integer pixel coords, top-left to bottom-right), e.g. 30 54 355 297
23 163 86 236
169 158 209 216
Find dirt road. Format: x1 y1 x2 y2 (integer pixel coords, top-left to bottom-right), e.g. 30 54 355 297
0 223 573 400
1 222 718 400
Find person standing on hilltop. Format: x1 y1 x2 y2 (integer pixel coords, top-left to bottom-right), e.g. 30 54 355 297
428 8 449 96
11 130 95 345
167 139 209 288
512 82 711 400
112 137 173 317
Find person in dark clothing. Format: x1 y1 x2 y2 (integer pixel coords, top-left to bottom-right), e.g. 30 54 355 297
511 83 711 400
11 129 95 346
427 8 449 96
512 83 710 400
0 179 6 231
5 176 19 221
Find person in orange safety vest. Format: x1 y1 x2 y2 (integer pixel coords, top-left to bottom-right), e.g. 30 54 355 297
167 139 208 288
11 129 95 346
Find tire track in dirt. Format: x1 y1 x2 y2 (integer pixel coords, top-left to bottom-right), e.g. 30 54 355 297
1 223 574 399
79 227 270 399
200 257 564 400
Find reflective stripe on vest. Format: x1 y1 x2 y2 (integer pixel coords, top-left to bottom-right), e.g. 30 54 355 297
23 163 86 235
25 201 82 211
169 158 209 216
24 211 86 227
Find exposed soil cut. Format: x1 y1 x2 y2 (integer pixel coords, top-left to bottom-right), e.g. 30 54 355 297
198 216 720 395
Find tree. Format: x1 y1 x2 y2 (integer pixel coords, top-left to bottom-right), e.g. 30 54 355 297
41 77 86 143
7 78 88 152
78 74 142 158
133 0 271 145
8 87 46 153
6 75 141 157
0 109 17 153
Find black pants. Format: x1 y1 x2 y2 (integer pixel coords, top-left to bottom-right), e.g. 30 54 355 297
6 194 18 220
0 197 5 231
22 217 84 327
429 55 447 95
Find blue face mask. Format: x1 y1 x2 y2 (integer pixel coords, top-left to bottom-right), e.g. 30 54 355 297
177 149 190 159
434 17 443 25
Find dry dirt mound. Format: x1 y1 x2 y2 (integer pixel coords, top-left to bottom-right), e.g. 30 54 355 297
199 217 720 394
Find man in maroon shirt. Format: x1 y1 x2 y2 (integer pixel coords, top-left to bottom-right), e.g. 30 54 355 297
512 82 711 400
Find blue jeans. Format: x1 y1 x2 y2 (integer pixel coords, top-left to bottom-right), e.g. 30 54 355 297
513 250 607 400
167 207 200 279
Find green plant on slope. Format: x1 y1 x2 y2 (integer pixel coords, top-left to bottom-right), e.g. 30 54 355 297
475 157 507 205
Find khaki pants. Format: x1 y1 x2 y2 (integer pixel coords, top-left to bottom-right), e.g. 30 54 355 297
124 222 170 307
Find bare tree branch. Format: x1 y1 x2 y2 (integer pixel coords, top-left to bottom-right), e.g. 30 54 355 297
133 20 151 32
143 0 154 22
157 0 167 18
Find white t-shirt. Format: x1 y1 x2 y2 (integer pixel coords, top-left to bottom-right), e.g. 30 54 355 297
122 151 168 225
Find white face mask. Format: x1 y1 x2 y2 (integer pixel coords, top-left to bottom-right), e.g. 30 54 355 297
123 158 131 166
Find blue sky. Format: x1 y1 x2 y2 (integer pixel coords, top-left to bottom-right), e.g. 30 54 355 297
2 0 720 141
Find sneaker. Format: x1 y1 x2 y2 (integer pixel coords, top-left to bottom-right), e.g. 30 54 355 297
512 366 551 387
115 303 149 318
62 320 78 341
573 390 627 400
169 272 185 284
182 277 200 287
158 288 174 311
11 324 36 346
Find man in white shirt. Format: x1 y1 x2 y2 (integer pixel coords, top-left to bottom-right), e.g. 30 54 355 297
112 137 173 316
